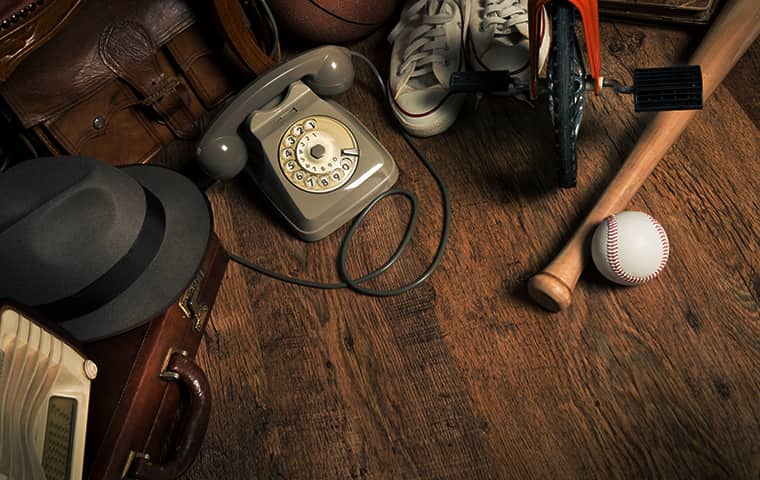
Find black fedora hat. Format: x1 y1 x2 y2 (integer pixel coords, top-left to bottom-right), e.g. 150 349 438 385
0 156 212 342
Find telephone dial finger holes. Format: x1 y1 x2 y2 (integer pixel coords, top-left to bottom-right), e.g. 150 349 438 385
278 115 359 193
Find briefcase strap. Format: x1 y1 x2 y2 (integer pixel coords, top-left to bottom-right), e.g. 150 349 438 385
210 0 279 74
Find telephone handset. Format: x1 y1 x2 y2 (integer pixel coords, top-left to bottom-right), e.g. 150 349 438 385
197 46 398 241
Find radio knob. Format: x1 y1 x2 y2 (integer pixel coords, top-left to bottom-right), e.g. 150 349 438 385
83 360 99 380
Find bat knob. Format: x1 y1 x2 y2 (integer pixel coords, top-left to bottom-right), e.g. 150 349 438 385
528 272 573 312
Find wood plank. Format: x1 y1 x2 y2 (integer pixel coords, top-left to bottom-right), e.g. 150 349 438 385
184 22 759 480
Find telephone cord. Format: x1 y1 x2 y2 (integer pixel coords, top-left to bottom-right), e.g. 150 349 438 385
256 0 280 59
227 51 451 296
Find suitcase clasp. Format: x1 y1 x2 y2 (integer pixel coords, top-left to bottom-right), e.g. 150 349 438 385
178 269 209 332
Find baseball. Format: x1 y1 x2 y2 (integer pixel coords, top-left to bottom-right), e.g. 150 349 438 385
591 211 670 286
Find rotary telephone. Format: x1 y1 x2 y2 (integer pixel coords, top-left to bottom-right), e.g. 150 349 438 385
197 46 398 241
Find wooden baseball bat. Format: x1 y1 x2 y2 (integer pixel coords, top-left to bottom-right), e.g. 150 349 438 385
528 0 760 312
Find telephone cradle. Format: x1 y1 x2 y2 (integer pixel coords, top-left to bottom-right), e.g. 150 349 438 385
197 46 398 241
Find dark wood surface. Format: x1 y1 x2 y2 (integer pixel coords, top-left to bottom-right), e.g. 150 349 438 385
184 19 760 480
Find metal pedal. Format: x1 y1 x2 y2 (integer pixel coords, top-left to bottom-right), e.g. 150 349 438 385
449 71 514 93
632 65 703 112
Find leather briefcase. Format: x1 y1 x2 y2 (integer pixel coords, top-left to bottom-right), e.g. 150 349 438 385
81 234 228 480
0 0 275 166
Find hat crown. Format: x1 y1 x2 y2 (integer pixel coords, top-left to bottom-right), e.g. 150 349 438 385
0 157 145 305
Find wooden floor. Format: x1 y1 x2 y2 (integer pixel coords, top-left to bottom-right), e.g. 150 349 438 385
184 19 760 480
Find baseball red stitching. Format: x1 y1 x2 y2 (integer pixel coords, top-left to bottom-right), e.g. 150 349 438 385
605 214 669 285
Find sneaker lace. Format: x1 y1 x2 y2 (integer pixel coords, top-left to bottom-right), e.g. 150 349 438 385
481 0 528 35
388 0 469 96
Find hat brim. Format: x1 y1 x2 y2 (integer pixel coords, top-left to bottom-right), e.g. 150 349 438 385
58 165 212 342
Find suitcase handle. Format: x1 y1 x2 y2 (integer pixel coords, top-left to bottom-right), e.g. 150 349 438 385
129 352 211 480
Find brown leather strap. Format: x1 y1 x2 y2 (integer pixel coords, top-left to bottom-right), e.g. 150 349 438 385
99 20 198 139
210 0 278 75
129 353 212 480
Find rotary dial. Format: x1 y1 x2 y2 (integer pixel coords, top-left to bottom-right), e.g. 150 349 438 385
278 116 359 193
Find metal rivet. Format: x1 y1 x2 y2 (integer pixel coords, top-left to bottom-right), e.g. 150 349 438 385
93 116 105 129
19 9 27 17
10 14 19 22
1 20 9 29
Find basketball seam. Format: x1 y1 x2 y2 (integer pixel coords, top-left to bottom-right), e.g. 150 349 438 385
306 0 380 26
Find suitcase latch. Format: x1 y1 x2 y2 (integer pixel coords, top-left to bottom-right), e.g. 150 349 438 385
178 268 209 332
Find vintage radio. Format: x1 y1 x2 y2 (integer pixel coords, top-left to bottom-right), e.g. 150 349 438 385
0 303 96 480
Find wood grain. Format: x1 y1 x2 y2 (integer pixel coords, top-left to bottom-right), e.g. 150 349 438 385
528 0 760 312
183 21 760 480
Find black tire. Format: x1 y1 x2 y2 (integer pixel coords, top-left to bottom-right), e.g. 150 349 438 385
547 2 585 188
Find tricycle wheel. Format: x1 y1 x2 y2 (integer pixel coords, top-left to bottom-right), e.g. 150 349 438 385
547 1 586 188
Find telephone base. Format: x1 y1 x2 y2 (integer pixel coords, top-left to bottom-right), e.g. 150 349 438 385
252 165 398 242
246 80 399 242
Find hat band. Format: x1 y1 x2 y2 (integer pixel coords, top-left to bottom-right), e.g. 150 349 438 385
36 187 166 322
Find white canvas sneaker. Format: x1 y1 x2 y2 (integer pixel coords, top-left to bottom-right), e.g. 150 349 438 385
388 0 470 137
468 0 550 88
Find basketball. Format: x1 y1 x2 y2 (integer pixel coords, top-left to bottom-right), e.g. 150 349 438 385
267 0 401 44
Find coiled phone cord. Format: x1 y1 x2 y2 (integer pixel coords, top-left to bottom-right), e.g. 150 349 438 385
228 52 452 296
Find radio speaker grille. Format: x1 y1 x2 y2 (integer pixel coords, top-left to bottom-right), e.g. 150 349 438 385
0 307 94 480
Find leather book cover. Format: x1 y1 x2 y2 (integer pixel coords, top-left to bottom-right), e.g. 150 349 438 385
600 0 722 24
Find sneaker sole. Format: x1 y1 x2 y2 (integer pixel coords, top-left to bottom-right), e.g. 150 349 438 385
390 93 466 137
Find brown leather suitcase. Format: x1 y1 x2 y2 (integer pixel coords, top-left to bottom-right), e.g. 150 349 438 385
81 233 228 480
